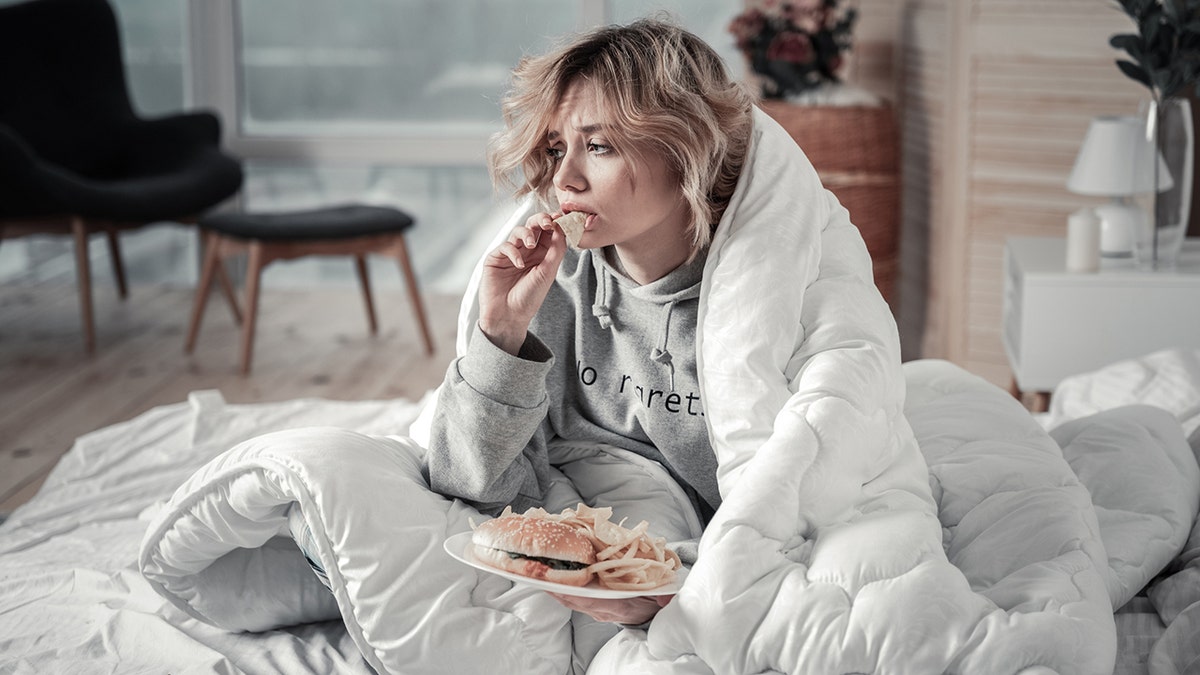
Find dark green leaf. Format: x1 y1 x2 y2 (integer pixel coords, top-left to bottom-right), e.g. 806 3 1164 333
1144 12 1161 44
1161 21 1179 44
1164 0 1183 24
1117 58 1155 89
1110 32 1145 61
1163 71 1183 98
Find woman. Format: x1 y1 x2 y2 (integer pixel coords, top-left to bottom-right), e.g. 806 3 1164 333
423 19 755 627
420 12 925 638
150 16 945 673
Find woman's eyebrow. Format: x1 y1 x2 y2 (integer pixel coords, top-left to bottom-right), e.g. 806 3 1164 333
546 124 604 141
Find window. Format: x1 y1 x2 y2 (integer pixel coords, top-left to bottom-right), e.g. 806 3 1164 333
112 0 187 116
236 1 579 138
195 0 742 164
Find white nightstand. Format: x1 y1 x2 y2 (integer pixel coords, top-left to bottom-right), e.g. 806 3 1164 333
1003 236 1200 409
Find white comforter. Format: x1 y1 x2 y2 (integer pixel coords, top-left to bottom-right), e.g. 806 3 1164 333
140 109 1200 674
136 364 1198 674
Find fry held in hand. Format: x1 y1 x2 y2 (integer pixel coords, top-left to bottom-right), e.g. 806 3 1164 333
554 211 587 250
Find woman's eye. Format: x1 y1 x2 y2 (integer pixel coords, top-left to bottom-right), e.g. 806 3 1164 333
588 142 612 155
545 147 564 161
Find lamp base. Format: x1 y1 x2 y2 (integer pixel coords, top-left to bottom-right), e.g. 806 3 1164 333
1093 199 1144 259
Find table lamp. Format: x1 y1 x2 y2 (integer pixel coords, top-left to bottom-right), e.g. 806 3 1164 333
1067 115 1174 261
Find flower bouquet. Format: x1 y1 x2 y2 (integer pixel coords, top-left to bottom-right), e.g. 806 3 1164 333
728 0 858 100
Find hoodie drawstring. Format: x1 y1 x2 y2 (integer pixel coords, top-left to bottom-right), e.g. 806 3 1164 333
591 265 613 329
651 300 678 392
592 249 701 393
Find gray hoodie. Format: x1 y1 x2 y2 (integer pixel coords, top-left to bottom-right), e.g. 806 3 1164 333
426 245 718 523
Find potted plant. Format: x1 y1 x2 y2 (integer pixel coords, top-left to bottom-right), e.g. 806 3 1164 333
1110 0 1200 268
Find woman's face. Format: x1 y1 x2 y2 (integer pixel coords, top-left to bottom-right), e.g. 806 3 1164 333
546 81 689 257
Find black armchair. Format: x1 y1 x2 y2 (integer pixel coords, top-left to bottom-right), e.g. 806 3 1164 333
0 0 244 353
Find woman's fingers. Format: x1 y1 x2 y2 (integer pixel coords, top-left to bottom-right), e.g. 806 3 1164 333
546 592 665 624
516 213 560 247
486 211 568 271
494 241 525 269
500 214 566 269
521 225 540 249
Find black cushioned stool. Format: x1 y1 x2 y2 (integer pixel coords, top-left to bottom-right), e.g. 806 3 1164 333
185 204 434 374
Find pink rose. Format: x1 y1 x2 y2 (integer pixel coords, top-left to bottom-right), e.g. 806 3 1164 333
785 4 827 33
728 9 767 47
766 31 815 64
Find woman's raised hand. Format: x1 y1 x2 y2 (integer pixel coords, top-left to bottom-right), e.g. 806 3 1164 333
477 212 567 355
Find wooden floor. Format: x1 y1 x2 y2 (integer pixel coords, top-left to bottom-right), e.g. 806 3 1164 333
0 280 462 516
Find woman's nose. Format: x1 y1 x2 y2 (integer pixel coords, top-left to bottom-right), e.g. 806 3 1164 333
553 150 587 193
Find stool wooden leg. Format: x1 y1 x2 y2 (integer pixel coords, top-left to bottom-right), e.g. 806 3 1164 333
392 236 434 354
215 262 242 324
185 232 221 354
71 217 96 355
106 229 128 299
354 253 378 335
240 241 265 375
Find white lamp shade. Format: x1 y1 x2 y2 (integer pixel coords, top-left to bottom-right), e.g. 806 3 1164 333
1067 115 1175 196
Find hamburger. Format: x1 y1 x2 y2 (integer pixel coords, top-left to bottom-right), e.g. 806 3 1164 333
471 513 597 587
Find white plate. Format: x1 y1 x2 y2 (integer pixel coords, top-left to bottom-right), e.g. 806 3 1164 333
442 531 686 599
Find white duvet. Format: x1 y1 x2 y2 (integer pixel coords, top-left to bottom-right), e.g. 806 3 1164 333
139 110 1200 674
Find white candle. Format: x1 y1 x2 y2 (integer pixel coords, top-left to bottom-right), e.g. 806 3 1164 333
1066 208 1101 273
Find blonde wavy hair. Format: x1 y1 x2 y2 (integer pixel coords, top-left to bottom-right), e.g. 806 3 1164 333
487 18 754 256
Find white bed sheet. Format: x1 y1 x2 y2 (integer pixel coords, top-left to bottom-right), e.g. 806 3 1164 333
0 389 426 674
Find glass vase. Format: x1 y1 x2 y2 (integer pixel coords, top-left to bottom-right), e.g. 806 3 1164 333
1134 97 1194 270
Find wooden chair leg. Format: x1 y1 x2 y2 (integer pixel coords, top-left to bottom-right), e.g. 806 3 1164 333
239 241 265 375
392 235 434 355
354 253 378 335
71 217 96 355
185 232 222 354
105 229 128 299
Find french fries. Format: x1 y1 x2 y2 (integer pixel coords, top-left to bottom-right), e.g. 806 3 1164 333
499 503 681 591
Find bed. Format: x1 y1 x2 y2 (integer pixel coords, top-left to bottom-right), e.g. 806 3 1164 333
1 349 1199 674
4 107 1200 673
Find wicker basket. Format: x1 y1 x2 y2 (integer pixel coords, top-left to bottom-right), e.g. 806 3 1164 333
758 101 901 307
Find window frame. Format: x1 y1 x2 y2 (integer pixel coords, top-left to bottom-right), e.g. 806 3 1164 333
185 0 609 166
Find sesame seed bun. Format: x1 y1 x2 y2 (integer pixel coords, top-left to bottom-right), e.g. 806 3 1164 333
471 514 596 587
